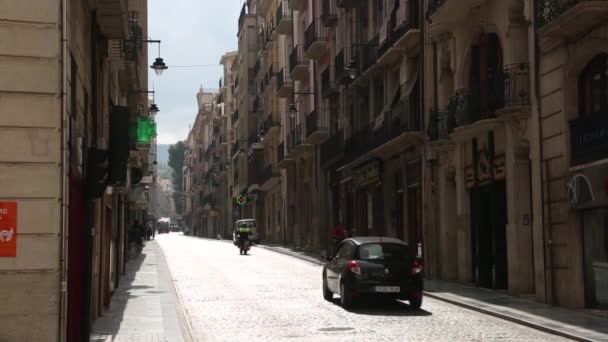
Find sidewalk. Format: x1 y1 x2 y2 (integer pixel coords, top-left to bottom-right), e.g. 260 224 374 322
90 240 190 342
259 243 608 342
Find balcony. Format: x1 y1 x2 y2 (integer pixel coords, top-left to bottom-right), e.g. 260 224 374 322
286 124 305 157
260 164 281 190
231 141 241 157
321 0 338 26
378 0 421 65
253 96 261 113
260 115 280 137
254 53 262 76
290 45 309 80
334 49 348 84
262 23 274 51
276 0 293 35
343 96 422 162
277 142 294 168
321 130 344 166
277 68 294 98
349 40 379 82
497 63 530 108
238 3 247 32
304 20 329 60
263 65 277 94
97 0 128 39
305 109 330 144
220 131 234 145
288 0 306 10
537 1 608 42
321 68 338 98
426 0 486 35
337 0 365 8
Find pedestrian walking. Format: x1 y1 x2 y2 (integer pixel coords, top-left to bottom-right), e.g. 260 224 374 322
331 222 346 255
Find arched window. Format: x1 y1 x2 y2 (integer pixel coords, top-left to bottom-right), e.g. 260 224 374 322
579 54 608 117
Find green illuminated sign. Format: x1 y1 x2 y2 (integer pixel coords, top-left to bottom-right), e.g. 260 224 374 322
235 193 249 206
136 117 157 143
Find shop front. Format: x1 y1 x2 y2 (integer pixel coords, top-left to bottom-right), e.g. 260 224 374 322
568 114 608 308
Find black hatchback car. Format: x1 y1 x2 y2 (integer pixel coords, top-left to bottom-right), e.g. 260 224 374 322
322 237 423 309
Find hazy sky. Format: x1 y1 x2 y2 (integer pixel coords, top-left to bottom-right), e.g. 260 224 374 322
148 0 243 144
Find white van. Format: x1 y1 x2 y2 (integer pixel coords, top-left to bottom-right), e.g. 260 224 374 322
233 219 259 244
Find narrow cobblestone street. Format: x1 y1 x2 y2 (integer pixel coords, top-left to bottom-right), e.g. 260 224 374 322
157 234 570 342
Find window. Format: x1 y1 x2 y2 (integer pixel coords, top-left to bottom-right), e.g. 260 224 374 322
579 54 608 117
336 242 355 260
357 243 410 262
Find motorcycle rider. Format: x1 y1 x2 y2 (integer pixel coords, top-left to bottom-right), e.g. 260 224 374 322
235 222 253 253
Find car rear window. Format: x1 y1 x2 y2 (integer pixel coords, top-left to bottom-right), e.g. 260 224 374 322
237 221 256 228
358 243 410 262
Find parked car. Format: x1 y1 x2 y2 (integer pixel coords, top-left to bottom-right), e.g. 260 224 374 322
322 237 423 310
233 219 259 244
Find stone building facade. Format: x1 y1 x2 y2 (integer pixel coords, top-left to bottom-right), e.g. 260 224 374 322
0 0 154 340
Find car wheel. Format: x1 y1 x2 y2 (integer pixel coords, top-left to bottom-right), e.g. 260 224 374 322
322 276 333 301
340 282 353 310
409 297 422 309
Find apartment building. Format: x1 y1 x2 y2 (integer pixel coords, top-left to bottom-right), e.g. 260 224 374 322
423 0 540 299
183 90 215 237
0 0 154 340
535 0 608 309
232 2 262 222
218 52 239 238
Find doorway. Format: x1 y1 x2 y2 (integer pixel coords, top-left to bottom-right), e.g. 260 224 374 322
470 180 508 289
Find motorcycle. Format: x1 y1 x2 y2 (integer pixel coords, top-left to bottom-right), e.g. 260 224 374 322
238 233 251 255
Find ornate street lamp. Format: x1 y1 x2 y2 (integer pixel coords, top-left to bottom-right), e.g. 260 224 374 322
151 57 168 76
149 103 160 115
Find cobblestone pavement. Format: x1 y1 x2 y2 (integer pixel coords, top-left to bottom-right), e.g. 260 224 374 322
157 234 570 342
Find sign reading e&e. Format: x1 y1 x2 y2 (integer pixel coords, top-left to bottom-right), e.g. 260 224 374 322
0 202 17 257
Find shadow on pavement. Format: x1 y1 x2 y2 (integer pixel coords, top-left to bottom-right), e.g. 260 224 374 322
328 297 433 317
90 246 149 339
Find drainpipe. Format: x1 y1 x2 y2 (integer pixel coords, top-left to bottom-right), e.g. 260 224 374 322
82 10 99 341
59 0 69 339
532 1 553 305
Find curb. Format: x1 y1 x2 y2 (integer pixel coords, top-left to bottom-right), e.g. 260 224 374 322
261 243 596 342
422 292 595 342
256 244 325 266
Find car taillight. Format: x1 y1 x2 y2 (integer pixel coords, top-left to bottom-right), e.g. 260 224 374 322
348 260 361 275
411 259 422 275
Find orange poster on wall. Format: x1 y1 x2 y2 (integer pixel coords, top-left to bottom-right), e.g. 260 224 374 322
0 202 17 257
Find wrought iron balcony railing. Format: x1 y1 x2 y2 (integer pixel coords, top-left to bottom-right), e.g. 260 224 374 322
536 0 588 27
337 0 364 8
278 142 285 162
231 141 240 156
349 39 379 77
427 0 447 18
321 130 344 165
238 3 247 32
305 109 330 138
335 49 347 83
378 0 420 58
321 68 338 98
321 0 338 26
289 44 308 76
427 107 452 141
304 19 329 57
500 63 530 107
276 0 293 34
